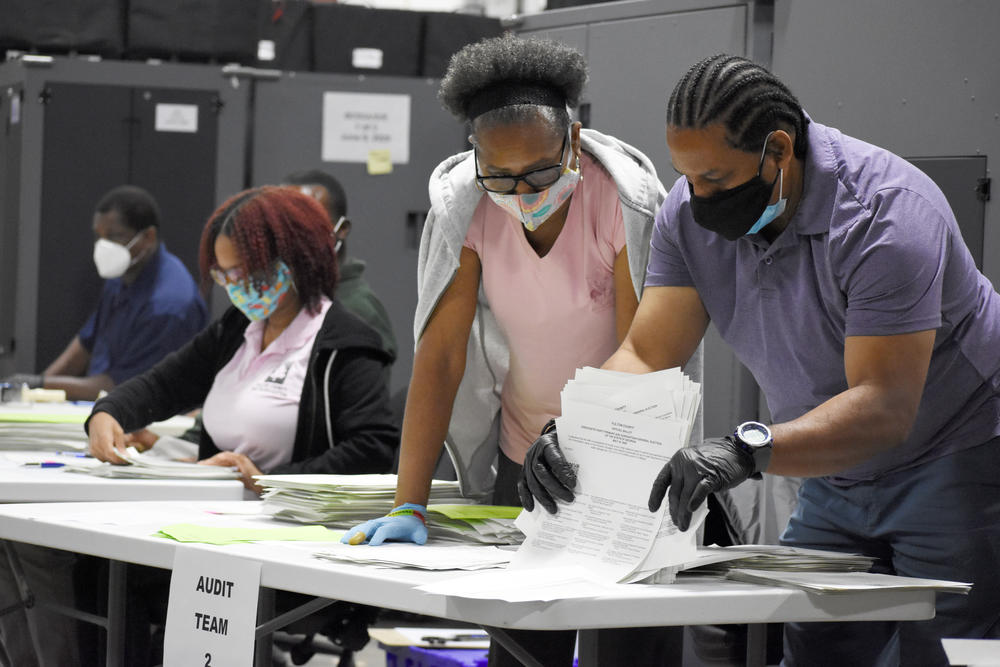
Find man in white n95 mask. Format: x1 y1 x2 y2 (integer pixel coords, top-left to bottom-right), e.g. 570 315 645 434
2 185 207 401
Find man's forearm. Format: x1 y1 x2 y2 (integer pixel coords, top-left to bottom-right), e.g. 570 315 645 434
43 374 114 401
768 383 917 477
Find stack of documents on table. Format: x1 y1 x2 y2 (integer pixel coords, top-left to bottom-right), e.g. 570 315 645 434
510 367 702 585
0 423 89 451
0 405 90 451
314 542 513 571
680 544 878 575
0 405 194 451
65 447 240 480
669 545 970 595
425 504 523 545
724 569 972 595
259 474 523 545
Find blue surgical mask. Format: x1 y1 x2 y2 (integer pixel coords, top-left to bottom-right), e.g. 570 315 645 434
746 167 786 235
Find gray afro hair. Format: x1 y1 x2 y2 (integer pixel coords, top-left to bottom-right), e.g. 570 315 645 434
438 34 589 122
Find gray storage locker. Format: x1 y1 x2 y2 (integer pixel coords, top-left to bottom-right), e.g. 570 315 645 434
772 0 998 286
0 57 249 377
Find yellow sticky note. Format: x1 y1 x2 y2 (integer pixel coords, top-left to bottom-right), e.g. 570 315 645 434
367 149 393 175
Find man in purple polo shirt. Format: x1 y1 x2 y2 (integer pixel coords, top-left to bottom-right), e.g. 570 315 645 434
520 55 1000 665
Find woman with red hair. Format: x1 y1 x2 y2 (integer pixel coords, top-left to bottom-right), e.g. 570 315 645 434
87 185 398 485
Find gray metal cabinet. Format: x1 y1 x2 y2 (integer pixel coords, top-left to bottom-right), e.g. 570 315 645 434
0 58 249 376
772 0 998 285
516 0 765 438
249 71 468 393
516 0 764 179
0 86 24 362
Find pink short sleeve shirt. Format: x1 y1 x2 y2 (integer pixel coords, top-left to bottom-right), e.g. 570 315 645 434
464 153 626 464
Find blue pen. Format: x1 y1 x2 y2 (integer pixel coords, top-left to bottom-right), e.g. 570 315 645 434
23 462 66 468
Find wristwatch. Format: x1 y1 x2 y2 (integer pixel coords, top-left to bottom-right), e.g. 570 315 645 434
732 421 773 479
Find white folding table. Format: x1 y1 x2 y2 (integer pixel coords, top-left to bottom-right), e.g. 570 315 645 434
0 450 248 665
0 500 937 667
0 454 248 503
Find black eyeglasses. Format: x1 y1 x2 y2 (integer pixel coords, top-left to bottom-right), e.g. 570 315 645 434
475 133 569 194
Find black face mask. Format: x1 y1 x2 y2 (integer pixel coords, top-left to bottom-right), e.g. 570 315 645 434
687 133 781 241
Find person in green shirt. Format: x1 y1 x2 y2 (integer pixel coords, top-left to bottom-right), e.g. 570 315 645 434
283 169 398 364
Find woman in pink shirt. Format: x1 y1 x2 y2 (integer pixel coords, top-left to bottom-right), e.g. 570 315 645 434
87 186 398 488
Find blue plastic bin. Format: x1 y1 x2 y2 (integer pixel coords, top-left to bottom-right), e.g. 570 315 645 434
384 645 489 667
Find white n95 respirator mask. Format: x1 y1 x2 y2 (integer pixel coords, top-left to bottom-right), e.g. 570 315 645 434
93 232 142 279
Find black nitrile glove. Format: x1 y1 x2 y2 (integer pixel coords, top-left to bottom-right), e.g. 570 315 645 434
2 373 43 390
648 437 755 531
517 419 577 514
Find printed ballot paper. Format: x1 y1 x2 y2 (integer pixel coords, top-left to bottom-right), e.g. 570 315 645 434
419 368 702 601
513 367 702 584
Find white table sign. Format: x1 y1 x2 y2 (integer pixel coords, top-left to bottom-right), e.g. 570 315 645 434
321 91 410 164
163 546 262 667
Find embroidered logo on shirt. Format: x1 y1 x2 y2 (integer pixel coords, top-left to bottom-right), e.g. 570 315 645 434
265 362 292 385
251 362 293 397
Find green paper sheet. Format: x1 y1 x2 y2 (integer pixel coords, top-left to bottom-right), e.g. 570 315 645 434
156 523 344 546
0 413 88 424
427 504 522 520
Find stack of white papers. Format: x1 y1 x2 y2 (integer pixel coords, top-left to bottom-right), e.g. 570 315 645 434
724 569 972 595
259 474 531 545
425 505 524 545
313 542 513 570
64 447 240 480
634 544 879 585
0 406 195 451
514 367 703 586
683 545 878 575
258 474 467 522
0 423 89 451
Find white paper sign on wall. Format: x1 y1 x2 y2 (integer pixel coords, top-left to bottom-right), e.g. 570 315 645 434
351 48 384 70
163 546 262 667
321 92 410 164
155 103 199 133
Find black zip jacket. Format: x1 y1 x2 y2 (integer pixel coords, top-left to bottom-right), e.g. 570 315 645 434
87 300 399 474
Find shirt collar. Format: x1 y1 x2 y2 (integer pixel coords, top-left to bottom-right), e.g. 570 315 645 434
122 242 165 290
785 115 840 237
244 297 331 357
107 243 165 304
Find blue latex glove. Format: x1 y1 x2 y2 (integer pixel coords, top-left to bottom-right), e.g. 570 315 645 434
341 503 428 546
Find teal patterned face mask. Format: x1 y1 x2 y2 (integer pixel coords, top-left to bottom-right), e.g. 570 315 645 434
224 261 293 321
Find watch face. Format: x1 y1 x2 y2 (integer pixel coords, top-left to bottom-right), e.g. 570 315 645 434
739 422 771 446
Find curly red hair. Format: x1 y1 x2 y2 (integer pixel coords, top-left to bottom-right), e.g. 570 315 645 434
199 186 338 313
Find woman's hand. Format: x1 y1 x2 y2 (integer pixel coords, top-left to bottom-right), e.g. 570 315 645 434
199 451 263 494
87 412 130 463
123 428 160 452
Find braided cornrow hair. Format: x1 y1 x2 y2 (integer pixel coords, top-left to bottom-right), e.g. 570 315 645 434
667 54 809 158
198 186 338 313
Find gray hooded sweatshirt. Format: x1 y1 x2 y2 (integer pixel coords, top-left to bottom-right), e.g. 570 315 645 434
415 128 703 499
